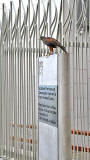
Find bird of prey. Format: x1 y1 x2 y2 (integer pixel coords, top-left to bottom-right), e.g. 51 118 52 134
40 36 68 55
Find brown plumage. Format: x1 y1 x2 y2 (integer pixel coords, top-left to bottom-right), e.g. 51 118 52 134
40 36 68 55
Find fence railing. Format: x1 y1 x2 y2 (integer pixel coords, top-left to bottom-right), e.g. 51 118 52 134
0 0 61 159
63 0 90 159
0 0 90 160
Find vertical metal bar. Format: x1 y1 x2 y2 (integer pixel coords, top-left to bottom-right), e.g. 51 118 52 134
11 25 14 160
16 27 19 160
19 0 21 27
19 1 21 160
4 38 6 158
28 0 30 26
89 0 90 36
23 26 26 160
75 1 79 158
0 3 5 157
49 0 51 36
7 18 10 159
71 0 75 155
20 34 23 160
87 36 90 160
38 0 41 56
18 28 21 160
0 15 2 157
5 32 7 158
34 24 38 160
29 41 32 160
4 31 7 157
85 13 90 160
29 20 33 160
82 30 86 159
28 0 31 159
85 17 89 160
9 2 13 158
37 1 40 159
25 25 28 160
12 18 16 160
25 26 28 160
62 0 64 46
74 6 77 156
74 0 77 156
2 4 7 158
79 33 83 157
5 12 8 160
32 27 35 160
37 1 40 157
81 32 84 155
14 24 17 160
72 32 75 157
27 27 29 160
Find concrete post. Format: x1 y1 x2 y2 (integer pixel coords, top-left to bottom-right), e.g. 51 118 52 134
58 53 71 160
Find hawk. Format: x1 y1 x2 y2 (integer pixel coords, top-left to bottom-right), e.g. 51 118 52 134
40 36 68 55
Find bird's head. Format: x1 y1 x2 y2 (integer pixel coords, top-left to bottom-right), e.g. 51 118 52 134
39 36 45 41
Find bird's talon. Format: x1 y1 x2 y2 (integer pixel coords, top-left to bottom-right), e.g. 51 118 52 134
45 53 50 57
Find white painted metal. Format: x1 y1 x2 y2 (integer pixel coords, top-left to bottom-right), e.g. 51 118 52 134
62 0 90 159
0 0 90 160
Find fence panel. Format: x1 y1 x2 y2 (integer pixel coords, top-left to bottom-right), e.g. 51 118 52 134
0 0 90 160
63 0 90 159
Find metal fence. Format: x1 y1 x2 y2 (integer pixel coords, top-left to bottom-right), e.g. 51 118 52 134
63 0 90 159
0 0 60 159
0 0 39 159
0 0 90 160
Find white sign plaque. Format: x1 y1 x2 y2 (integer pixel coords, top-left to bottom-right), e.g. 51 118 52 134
39 54 58 160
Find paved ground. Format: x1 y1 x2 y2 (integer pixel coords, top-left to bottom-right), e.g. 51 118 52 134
0 152 90 160
72 151 90 160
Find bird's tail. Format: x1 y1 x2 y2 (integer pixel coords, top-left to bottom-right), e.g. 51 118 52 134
59 45 68 54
